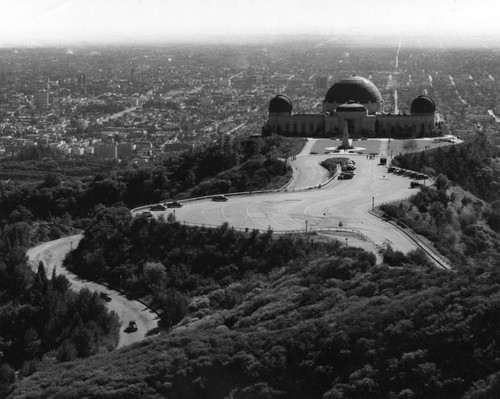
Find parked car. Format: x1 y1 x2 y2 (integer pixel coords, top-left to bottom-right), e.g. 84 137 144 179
150 204 166 211
338 172 354 180
125 321 138 333
166 201 183 208
410 181 422 188
99 292 111 302
212 195 229 202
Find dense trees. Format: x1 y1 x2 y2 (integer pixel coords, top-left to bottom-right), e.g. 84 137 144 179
393 133 500 203
0 134 304 395
64 207 334 326
0 253 120 396
9 238 500 398
0 136 302 222
384 135 500 268
7 133 500 398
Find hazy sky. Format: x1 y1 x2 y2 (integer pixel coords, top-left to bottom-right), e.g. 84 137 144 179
2 0 500 45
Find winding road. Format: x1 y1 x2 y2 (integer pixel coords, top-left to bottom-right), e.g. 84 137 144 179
27 137 440 351
27 235 158 349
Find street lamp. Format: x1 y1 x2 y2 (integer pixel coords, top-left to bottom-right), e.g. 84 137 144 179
345 237 348 248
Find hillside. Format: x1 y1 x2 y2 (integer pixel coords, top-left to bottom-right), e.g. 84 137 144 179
0 135 304 397
392 133 500 203
383 134 500 268
8 235 500 398
5 135 500 398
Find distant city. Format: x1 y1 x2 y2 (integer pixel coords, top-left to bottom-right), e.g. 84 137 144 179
0 37 499 164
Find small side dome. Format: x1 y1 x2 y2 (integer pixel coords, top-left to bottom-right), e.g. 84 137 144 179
411 95 436 114
268 94 293 114
335 101 366 113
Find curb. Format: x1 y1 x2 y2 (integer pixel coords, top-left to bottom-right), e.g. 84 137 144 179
368 208 451 270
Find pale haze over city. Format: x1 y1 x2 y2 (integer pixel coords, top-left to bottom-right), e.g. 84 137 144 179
2 0 500 45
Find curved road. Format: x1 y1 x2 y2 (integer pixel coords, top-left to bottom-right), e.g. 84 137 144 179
286 138 330 189
25 138 424 352
27 235 158 349
153 139 420 255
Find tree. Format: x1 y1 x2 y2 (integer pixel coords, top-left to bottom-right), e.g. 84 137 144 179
143 262 166 292
56 340 78 362
158 289 189 329
0 364 15 384
42 173 61 188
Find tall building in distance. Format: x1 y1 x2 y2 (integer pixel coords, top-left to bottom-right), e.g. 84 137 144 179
77 73 86 94
77 73 86 87
267 75 437 138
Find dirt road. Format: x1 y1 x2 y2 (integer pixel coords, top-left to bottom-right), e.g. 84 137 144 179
26 235 158 349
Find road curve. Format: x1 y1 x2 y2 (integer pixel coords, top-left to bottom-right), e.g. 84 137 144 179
151 146 421 255
26 235 159 349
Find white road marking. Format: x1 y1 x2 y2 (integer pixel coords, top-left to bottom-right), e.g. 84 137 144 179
220 204 231 223
246 202 268 227
201 208 219 224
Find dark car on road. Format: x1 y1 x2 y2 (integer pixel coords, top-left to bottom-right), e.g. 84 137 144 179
125 321 138 333
212 195 229 202
338 172 354 180
410 181 422 188
166 201 183 208
150 204 166 211
99 292 111 302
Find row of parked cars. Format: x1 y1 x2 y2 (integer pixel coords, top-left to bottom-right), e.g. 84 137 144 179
387 166 428 188
146 194 230 212
338 160 356 180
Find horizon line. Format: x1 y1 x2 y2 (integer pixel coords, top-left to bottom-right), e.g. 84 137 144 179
2 32 500 49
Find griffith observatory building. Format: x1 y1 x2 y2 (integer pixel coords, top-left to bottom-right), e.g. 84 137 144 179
266 75 438 138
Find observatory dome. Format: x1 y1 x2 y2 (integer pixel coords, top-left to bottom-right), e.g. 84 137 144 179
410 95 436 114
325 75 383 105
268 94 293 114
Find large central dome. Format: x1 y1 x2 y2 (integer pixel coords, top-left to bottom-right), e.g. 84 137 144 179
325 75 383 104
